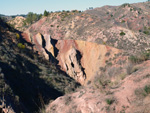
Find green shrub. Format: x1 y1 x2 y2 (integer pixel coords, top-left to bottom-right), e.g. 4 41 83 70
121 20 125 23
135 84 150 97
143 30 149 35
129 55 139 63
121 3 130 7
44 10 49 16
106 98 114 105
61 19 64 21
120 31 126 36
144 85 150 94
142 52 150 60
72 10 78 13
17 43 25 49
16 33 20 39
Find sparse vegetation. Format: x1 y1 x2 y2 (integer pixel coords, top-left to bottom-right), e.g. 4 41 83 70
135 84 150 97
129 51 150 64
121 3 131 8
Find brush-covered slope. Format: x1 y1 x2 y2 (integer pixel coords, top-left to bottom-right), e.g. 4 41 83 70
46 60 150 113
0 18 80 113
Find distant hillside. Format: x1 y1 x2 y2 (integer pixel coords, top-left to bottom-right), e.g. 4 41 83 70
23 2 150 54
0 14 5 16
0 14 27 22
7 16 26 31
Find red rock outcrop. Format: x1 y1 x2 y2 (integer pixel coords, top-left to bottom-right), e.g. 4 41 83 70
22 32 120 84
56 40 120 84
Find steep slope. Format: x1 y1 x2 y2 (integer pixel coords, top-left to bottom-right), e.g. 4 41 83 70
0 18 80 113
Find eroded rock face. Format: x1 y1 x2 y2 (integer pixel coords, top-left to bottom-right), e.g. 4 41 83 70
22 32 55 60
22 32 120 84
56 40 86 84
56 40 120 84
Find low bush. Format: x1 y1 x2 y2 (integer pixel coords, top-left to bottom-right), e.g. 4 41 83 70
16 33 20 39
17 43 25 49
106 98 114 105
143 30 149 35
135 84 150 97
144 85 150 95
120 31 126 36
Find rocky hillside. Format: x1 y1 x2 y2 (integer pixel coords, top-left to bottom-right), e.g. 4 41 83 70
46 60 150 113
22 2 150 84
23 2 150 53
21 2 150 113
0 18 80 113
1 1 150 113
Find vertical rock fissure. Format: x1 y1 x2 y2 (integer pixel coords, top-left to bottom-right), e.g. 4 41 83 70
76 50 86 80
68 49 86 82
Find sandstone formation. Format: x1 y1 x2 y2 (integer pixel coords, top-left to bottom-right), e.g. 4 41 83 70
56 40 120 84
22 32 120 84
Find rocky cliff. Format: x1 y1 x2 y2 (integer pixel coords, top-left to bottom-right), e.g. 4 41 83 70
22 32 120 84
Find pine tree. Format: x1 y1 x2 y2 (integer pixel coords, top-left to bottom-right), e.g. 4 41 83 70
44 10 49 16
